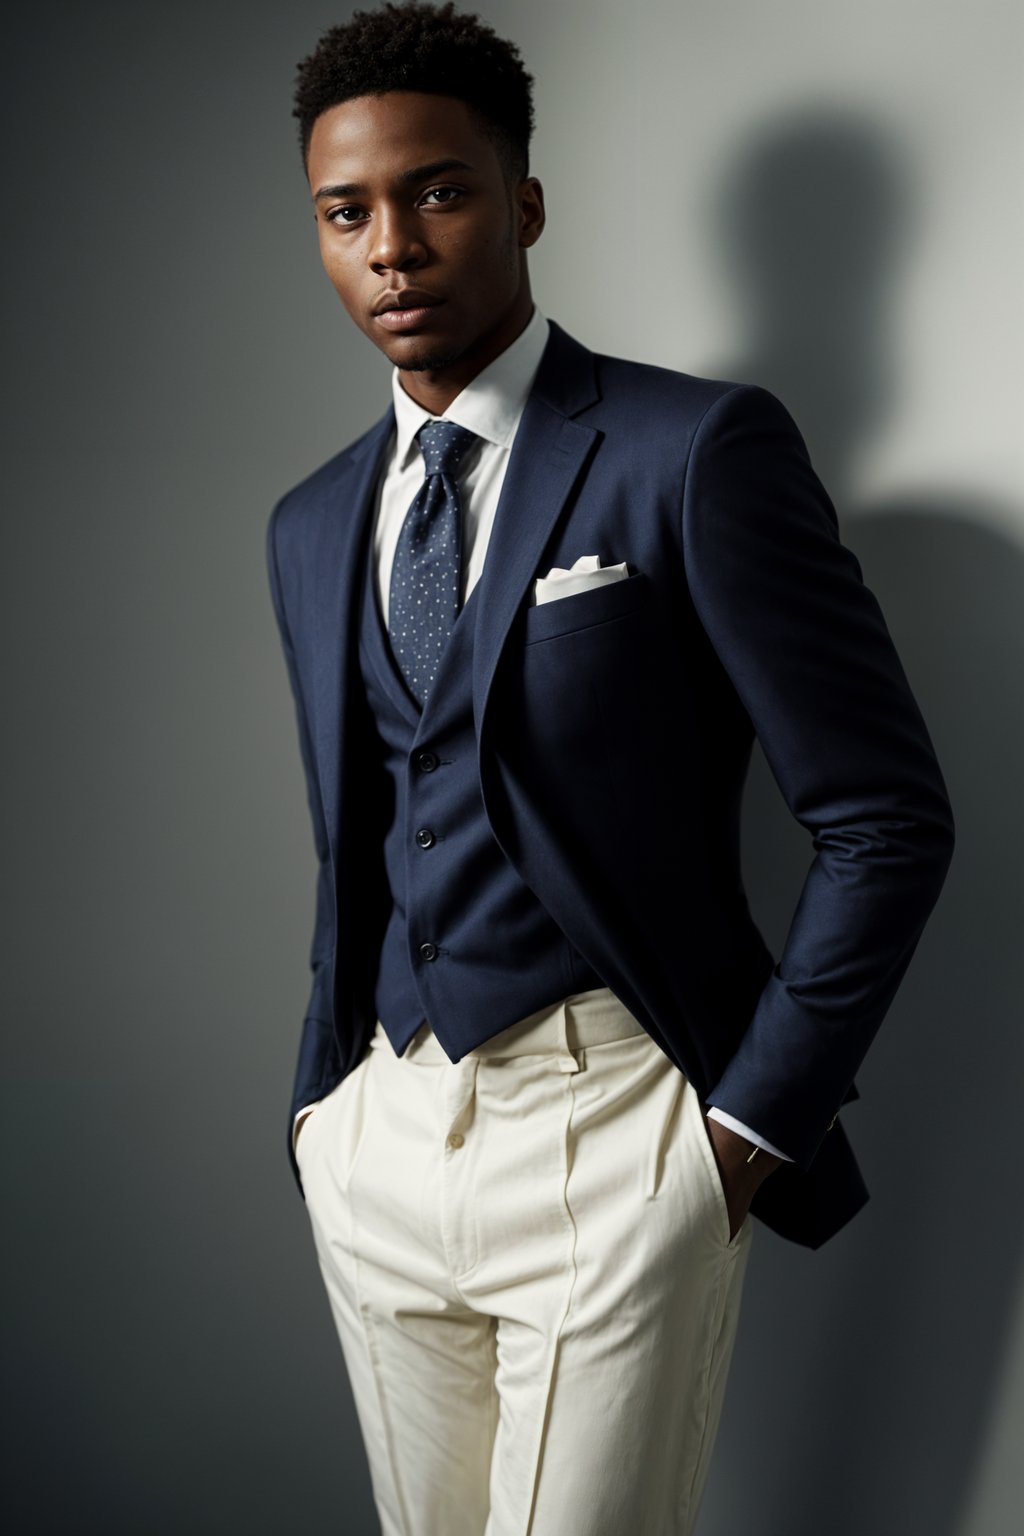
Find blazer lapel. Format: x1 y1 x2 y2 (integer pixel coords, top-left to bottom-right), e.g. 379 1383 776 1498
311 320 601 836
312 407 394 838
472 321 602 740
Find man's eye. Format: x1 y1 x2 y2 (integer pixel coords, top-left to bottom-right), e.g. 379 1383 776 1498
328 206 364 224
421 186 462 205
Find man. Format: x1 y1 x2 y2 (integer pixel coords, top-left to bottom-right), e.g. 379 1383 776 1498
266 4 955 1532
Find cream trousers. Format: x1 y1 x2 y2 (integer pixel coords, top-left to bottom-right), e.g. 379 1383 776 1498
297 987 753 1536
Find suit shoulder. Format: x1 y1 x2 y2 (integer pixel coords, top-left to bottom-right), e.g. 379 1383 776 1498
581 351 811 473
590 349 762 428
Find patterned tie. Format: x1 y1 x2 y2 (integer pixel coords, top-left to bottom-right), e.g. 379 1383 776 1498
388 418 478 705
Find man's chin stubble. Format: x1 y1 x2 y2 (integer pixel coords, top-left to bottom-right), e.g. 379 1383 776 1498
395 343 464 374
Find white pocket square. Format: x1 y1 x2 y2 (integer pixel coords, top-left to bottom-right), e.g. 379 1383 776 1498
532 554 630 606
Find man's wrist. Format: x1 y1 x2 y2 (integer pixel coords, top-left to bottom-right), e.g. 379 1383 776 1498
702 1112 783 1241
292 1104 318 1155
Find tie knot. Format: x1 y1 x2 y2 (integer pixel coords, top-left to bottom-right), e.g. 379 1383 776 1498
416 419 478 479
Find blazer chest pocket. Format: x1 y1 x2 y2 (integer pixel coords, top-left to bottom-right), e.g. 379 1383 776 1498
505 566 676 832
514 568 669 760
523 569 652 645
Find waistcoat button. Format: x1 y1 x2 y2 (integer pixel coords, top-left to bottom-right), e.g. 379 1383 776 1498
415 827 436 848
416 751 438 772
419 941 439 962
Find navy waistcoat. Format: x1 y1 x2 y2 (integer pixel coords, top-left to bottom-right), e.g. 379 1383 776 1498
358 524 604 1059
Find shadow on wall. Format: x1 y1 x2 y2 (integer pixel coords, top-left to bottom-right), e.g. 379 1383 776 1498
695 110 1024 1536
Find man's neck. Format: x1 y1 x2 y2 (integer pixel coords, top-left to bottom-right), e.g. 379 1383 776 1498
396 294 535 416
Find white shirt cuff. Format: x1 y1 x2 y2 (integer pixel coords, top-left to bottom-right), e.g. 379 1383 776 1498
707 1106 793 1162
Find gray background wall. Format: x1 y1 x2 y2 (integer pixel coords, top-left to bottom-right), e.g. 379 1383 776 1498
3 2 1021 1532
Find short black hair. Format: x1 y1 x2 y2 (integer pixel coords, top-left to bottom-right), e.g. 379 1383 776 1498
293 1 535 183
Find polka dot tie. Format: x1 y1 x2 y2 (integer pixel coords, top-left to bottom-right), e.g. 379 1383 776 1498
388 419 478 705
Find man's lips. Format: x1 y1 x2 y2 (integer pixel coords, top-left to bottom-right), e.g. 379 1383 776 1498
372 291 444 332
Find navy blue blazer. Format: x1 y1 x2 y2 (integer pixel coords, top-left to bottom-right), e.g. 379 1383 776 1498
266 319 955 1248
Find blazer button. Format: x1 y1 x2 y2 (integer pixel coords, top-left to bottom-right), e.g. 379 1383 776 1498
419 942 439 962
416 751 438 772
415 827 436 848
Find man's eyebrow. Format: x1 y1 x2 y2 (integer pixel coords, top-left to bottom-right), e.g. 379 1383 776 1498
313 158 477 201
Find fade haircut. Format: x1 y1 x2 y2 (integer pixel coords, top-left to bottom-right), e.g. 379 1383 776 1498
293 1 536 185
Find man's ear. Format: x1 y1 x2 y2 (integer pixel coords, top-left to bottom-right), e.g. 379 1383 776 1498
516 176 546 249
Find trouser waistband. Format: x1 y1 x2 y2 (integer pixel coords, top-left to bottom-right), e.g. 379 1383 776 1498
386 986 649 1065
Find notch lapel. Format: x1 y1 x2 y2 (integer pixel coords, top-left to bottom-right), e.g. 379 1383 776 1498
472 322 602 740
311 407 394 839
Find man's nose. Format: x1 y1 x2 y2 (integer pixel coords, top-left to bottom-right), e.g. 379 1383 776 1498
369 208 426 273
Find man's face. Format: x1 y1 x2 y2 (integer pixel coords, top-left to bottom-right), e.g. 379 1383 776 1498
306 91 544 387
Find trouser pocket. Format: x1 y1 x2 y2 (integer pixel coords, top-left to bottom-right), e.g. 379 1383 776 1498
687 1085 748 1251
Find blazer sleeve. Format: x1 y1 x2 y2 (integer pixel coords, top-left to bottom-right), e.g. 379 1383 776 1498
265 498 342 1141
682 384 955 1169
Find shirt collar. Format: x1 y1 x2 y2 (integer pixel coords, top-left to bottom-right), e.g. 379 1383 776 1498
390 305 550 471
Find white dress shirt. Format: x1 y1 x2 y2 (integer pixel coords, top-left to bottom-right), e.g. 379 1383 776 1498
373 303 552 627
294 304 790 1164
